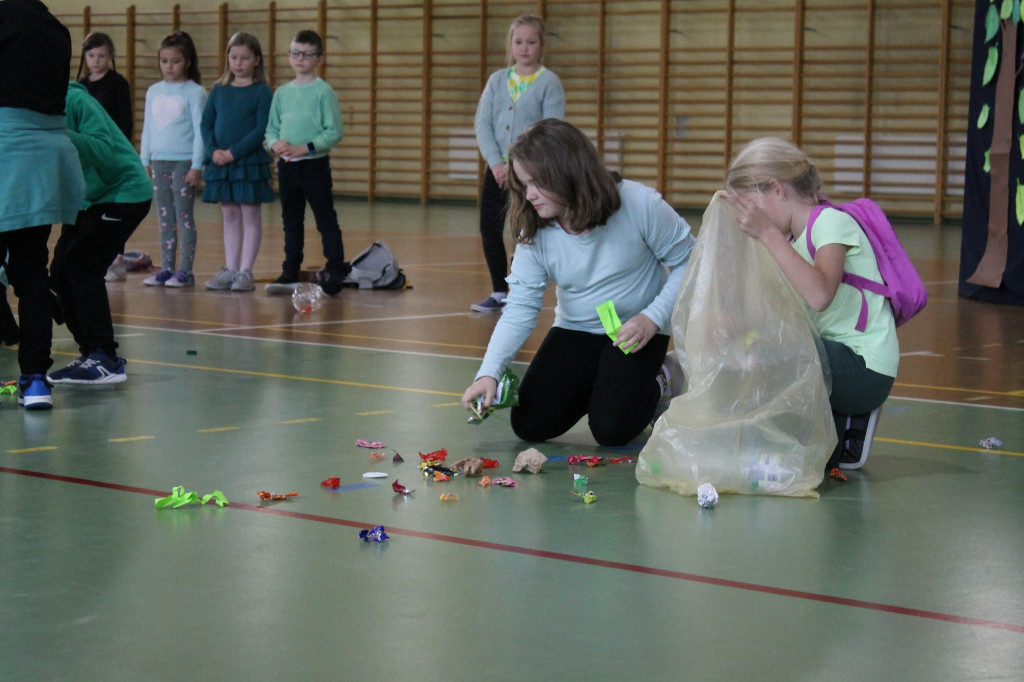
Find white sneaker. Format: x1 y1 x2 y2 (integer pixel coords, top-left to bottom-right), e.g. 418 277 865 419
104 262 127 282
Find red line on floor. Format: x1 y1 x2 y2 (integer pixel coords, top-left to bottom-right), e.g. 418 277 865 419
5 465 1023 635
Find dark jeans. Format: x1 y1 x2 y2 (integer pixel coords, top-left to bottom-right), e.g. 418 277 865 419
277 157 345 277
0 247 17 345
478 167 509 293
0 225 53 374
511 327 670 447
822 338 895 468
50 200 150 358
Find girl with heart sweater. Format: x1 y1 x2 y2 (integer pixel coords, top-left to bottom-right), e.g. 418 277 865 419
139 31 207 287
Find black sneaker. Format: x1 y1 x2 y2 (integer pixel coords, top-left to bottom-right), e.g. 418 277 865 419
316 268 345 296
838 408 881 470
265 273 301 295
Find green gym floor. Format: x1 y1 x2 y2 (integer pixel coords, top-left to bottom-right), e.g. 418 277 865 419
2 199 1022 680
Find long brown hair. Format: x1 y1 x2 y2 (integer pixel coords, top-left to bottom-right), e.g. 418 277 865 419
507 119 621 244
217 32 267 86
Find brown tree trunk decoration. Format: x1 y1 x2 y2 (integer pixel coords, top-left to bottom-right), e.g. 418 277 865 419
967 19 1017 287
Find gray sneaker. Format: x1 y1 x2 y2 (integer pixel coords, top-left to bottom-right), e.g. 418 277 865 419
205 267 236 290
652 350 685 426
230 269 255 292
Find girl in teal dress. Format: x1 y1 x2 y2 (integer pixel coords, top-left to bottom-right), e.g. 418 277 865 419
200 32 274 292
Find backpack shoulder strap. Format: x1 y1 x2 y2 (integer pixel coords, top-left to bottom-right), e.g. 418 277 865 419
804 203 831 259
804 201 881 332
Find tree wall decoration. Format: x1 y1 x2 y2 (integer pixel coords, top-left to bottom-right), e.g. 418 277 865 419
961 0 1024 304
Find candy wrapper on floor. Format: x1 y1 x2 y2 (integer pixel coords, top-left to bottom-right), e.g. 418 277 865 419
637 193 836 498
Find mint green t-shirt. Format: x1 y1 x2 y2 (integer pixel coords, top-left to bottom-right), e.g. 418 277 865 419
791 207 899 378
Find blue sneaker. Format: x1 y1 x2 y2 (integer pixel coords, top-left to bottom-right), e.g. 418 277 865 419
47 354 88 383
143 269 174 286
470 295 507 313
18 374 53 410
57 349 127 384
164 271 194 288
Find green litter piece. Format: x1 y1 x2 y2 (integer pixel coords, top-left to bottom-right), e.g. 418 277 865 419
155 485 229 509
596 300 638 355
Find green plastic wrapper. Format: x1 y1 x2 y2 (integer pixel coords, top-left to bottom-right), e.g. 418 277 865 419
468 368 520 424
596 300 638 354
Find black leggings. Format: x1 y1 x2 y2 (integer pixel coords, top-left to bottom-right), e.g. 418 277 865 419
478 167 509 293
51 200 150 358
0 224 53 374
511 327 670 447
822 338 894 468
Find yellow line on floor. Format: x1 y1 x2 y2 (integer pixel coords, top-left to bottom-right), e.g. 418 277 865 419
112 313 239 327
122 358 463 397
7 446 58 454
109 436 156 443
895 382 1024 398
356 410 395 416
197 426 240 433
877 437 1023 457
280 417 321 424
273 328 492 352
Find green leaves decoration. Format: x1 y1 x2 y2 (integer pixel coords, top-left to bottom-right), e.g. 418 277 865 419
1014 0 1021 25
987 4 1000 39
1016 180 1024 225
1001 0 1012 19
985 150 991 173
979 104 991 129
984 46 999 85
1019 135 1024 157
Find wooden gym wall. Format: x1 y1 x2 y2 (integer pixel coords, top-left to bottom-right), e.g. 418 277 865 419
53 0 973 222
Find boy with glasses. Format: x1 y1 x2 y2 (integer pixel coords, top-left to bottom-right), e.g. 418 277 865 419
264 30 348 295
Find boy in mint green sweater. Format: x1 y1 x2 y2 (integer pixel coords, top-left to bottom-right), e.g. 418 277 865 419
48 81 153 385
264 29 347 295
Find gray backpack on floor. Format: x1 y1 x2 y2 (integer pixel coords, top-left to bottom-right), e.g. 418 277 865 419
343 241 408 290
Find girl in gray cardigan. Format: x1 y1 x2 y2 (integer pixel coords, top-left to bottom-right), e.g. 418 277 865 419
472 14 564 312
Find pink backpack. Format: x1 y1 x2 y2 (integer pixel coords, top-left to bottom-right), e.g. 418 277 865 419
805 199 927 331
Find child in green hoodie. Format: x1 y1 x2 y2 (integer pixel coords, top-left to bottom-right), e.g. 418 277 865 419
47 81 153 385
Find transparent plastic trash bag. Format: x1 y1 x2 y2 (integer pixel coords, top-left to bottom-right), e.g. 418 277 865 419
637 193 836 498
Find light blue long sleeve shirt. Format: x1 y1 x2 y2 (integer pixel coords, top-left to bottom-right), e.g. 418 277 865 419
139 80 207 170
476 180 695 381
474 67 564 169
